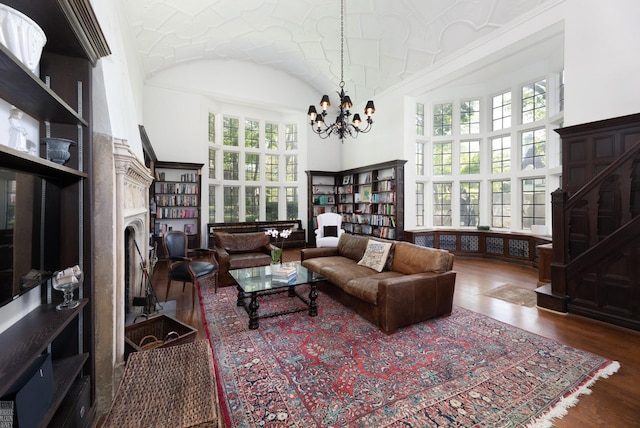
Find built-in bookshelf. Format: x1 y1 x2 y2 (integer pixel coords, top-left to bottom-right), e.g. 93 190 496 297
151 161 203 258
307 160 406 246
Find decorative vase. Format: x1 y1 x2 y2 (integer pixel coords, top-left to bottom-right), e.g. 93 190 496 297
52 265 83 310
42 137 75 165
0 4 46 73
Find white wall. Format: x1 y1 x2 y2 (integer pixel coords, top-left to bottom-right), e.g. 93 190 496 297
563 0 640 126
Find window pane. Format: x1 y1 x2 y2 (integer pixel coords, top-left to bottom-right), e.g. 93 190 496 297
208 184 215 222
223 186 239 222
416 103 425 136
285 155 298 182
460 99 480 134
286 187 298 220
416 182 424 226
460 140 481 174
521 128 546 170
245 186 260 222
491 180 511 228
460 182 480 226
433 182 452 226
223 116 239 146
266 187 279 220
285 124 298 150
245 119 259 148
208 147 216 179
223 151 239 180
265 122 278 150
433 142 452 175
266 154 279 181
521 80 546 124
416 142 424 176
492 92 511 131
491 136 511 173
245 153 260 181
433 103 453 136
208 113 215 143
522 178 546 229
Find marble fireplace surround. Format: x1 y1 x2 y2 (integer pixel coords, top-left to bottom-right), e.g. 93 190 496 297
93 135 154 413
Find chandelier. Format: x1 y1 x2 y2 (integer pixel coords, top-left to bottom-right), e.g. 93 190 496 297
307 0 375 140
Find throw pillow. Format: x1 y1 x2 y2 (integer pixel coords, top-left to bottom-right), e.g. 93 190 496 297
357 239 392 272
323 225 338 237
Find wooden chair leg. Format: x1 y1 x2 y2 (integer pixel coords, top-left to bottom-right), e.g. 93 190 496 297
165 279 171 302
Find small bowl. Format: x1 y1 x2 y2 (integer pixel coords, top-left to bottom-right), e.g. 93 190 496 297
0 4 46 73
42 137 76 165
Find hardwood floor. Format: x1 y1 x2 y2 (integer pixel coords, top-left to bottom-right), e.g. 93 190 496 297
151 251 640 428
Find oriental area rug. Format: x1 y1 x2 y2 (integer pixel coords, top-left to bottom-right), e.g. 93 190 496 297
198 284 619 427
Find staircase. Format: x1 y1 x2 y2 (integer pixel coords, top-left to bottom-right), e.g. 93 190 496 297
537 113 640 331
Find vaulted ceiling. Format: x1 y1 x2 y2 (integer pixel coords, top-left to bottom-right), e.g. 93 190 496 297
121 0 550 101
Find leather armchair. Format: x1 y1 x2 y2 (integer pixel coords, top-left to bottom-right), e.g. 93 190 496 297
212 232 276 287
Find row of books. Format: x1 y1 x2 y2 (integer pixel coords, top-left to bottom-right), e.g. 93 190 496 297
155 194 199 207
156 207 197 219
155 182 199 195
342 224 396 239
311 185 336 195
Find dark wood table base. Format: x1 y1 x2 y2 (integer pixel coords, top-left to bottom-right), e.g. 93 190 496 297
236 283 318 329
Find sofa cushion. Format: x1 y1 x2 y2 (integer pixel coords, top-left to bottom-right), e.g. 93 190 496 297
302 256 374 287
357 240 392 272
392 242 451 274
215 232 270 253
228 253 272 269
344 271 404 305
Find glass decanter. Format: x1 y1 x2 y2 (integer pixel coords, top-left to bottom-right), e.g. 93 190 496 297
52 265 84 310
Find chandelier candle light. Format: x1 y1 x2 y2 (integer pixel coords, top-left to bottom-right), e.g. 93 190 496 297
307 0 375 140
265 228 292 264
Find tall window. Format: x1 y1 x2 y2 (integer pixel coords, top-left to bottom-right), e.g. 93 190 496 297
459 140 481 174
492 92 511 130
522 178 546 229
416 182 425 226
223 152 239 180
416 103 425 135
245 153 260 181
286 187 298 220
208 147 215 179
266 154 279 181
433 142 452 175
266 187 279 220
521 128 546 170
245 119 259 148
460 99 480 134
416 142 425 175
208 113 215 143
285 155 298 182
223 186 240 222
285 124 298 150
433 182 452 226
208 185 215 222
522 79 546 123
460 182 480 226
433 103 453 136
491 180 511 228
491 136 511 173
223 116 239 146
265 122 278 150
245 186 260 222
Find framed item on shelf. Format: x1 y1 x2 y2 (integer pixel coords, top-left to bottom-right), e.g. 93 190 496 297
342 175 352 185
184 223 196 234
361 185 372 202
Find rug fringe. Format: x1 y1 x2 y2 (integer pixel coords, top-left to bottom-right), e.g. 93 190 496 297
526 360 621 428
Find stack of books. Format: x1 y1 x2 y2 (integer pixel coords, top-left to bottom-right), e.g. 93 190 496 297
272 265 297 284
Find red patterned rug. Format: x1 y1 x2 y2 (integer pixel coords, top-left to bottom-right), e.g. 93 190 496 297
198 284 619 427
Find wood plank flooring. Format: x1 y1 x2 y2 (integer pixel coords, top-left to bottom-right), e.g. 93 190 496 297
151 251 640 428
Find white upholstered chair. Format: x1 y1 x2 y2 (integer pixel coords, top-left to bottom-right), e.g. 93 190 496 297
315 212 345 247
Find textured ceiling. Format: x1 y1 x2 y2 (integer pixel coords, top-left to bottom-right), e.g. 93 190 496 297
120 0 549 101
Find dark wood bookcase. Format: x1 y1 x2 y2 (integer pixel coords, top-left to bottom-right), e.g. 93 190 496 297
306 160 406 246
0 0 109 426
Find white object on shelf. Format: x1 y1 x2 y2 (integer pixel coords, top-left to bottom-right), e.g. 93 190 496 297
0 4 46 73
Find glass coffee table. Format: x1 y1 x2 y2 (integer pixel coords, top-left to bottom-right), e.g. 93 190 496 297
230 262 326 329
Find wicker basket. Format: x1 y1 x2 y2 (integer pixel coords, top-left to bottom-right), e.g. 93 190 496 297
124 314 196 359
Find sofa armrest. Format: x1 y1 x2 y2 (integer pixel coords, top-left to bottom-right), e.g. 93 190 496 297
300 247 339 262
213 246 230 272
377 271 457 333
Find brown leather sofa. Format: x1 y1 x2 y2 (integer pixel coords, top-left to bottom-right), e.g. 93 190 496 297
301 233 456 334
212 232 276 287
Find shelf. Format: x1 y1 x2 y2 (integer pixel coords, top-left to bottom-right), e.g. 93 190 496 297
42 353 89 426
0 44 88 126
0 299 88 397
0 145 87 185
